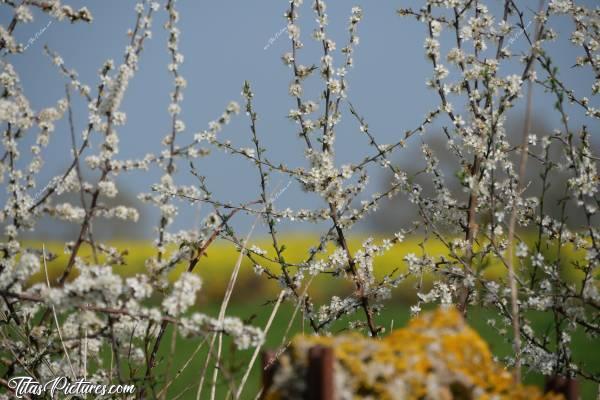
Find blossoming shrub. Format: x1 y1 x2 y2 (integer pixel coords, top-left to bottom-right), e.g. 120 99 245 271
265 307 563 400
0 0 598 398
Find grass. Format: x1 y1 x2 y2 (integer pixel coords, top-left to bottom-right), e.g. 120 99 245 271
18 237 598 398
119 300 599 399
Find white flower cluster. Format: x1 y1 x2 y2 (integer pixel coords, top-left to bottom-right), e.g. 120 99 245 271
162 272 202 316
0 1 266 395
0 0 598 393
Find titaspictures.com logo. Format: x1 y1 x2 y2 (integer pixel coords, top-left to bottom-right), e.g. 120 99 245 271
7 376 135 398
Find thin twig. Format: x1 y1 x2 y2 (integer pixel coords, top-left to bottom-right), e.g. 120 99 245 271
236 290 285 400
42 245 77 379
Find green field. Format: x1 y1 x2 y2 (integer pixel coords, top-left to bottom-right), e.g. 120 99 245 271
110 301 599 399
20 237 600 399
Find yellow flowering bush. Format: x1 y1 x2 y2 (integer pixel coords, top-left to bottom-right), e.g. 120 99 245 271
265 307 564 400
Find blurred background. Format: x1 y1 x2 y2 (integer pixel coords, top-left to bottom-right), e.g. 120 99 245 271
2 0 598 240
3 2 600 397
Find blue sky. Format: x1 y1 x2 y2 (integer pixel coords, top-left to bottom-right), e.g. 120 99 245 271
3 1 598 237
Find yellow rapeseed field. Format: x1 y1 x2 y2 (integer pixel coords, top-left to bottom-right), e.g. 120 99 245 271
24 234 587 303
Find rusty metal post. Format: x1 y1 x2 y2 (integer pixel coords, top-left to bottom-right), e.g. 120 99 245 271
544 375 579 400
306 345 334 400
261 350 277 399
